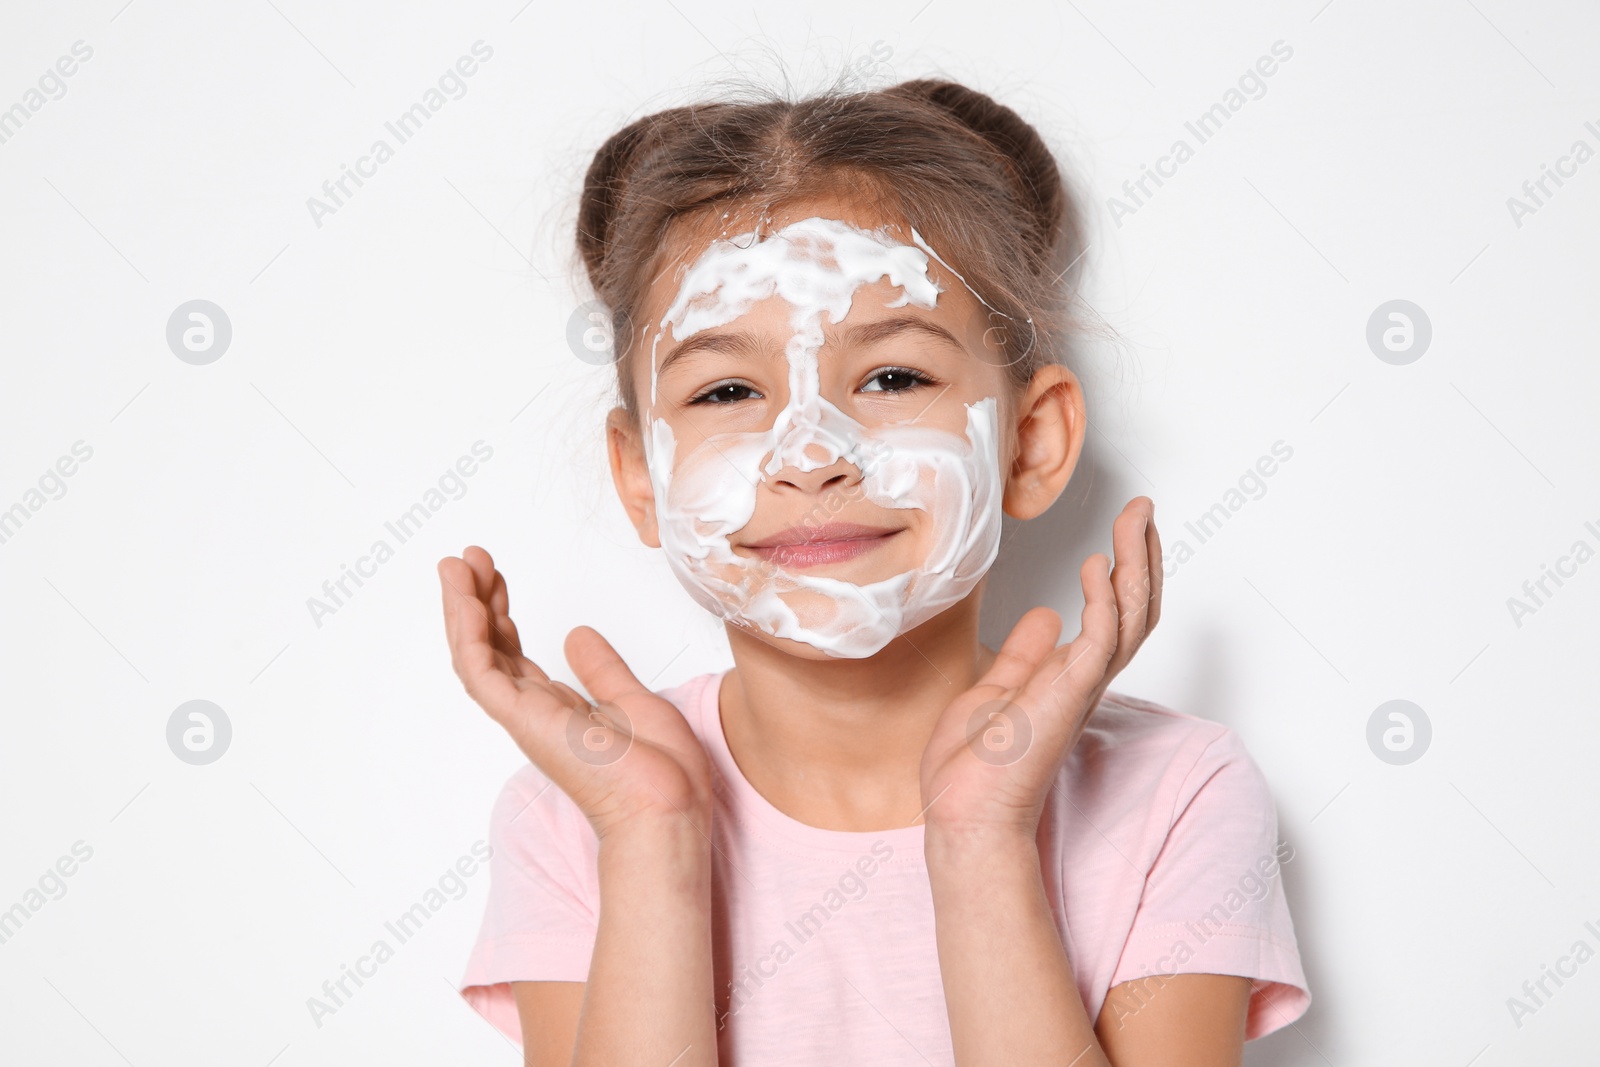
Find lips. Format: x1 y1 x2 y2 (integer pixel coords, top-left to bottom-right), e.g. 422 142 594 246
742 521 901 569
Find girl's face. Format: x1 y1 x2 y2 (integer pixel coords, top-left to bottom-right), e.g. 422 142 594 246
621 198 1024 660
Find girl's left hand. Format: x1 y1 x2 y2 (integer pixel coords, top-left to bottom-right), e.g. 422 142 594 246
918 496 1162 837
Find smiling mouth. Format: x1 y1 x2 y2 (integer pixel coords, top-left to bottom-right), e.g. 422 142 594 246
741 522 902 569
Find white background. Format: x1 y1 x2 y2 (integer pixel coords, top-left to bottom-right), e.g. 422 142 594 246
1 1 1596 1064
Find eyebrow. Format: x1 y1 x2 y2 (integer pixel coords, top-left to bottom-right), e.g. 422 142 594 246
656 315 968 378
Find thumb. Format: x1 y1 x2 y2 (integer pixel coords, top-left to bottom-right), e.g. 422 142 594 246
976 606 1063 693
564 626 649 708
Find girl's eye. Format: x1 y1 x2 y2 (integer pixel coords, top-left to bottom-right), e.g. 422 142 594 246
688 380 762 405
687 367 936 405
860 366 936 394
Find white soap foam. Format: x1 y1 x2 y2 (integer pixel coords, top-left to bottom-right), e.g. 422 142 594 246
642 216 1004 658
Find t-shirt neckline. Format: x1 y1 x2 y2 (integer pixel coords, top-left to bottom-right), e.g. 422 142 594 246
691 669 927 860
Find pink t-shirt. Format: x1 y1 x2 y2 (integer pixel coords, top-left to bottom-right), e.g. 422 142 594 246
459 670 1311 1061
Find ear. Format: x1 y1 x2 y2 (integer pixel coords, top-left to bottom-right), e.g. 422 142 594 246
1002 363 1085 520
606 406 660 548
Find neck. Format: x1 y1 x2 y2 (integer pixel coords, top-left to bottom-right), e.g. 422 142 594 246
717 588 996 832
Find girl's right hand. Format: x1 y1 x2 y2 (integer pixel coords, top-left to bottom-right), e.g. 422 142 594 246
438 545 713 841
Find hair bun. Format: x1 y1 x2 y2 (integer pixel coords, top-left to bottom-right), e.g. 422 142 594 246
577 108 682 288
884 79 1068 273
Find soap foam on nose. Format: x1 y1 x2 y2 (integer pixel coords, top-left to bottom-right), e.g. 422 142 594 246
642 216 1004 659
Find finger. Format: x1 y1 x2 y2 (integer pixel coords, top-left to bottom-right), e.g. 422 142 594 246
442 555 550 687
460 547 489 598
1041 553 1118 698
490 606 551 687
438 556 476 655
1144 507 1163 632
448 583 543 727
1079 551 1119 669
461 545 497 599
462 542 493 569
976 606 1062 693
564 626 650 707
484 579 521 660
441 551 497 645
490 608 526 663
488 567 511 622
453 548 525 662
442 556 494 673
1107 499 1153 673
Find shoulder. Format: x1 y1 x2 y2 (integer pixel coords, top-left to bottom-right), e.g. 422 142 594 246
1061 691 1279 852
1078 690 1255 785
1075 697 1309 1038
483 760 591 858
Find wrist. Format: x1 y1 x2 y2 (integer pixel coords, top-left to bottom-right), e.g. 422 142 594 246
924 819 1040 869
591 788 712 842
923 806 1039 844
597 810 712 865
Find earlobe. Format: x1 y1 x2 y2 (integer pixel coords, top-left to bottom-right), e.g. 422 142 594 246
1001 364 1085 521
639 509 660 548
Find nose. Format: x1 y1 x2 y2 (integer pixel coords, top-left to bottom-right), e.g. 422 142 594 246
768 453 861 495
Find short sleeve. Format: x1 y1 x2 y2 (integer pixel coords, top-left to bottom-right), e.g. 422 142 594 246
1106 727 1311 1040
458 762 601 1046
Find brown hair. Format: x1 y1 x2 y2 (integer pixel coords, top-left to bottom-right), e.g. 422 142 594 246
574 76 1089 419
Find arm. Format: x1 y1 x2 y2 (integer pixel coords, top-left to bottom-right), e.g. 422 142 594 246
927 825 1252 1066
439 547 719 1065
575 817 717 1065
512 819 717 1067
513 982 582 1067
1095 974 1252 1063
926 823 1108 1066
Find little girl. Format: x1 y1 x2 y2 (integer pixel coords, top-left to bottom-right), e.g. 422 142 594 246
442 76 1309 1066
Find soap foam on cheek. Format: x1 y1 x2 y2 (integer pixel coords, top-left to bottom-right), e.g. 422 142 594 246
642 216 1005 659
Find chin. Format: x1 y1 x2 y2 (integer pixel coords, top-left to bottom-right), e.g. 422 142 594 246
726 620 879 661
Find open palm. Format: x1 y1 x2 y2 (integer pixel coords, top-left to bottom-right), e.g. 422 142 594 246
438 546 712 839
919 498 1162 835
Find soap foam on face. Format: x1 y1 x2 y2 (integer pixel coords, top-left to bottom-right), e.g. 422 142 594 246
642 216 1004 659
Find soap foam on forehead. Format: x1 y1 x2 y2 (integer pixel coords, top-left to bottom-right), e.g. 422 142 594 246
650 216 946 409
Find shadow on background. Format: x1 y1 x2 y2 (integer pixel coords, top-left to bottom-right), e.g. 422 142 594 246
978 428 1126 651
